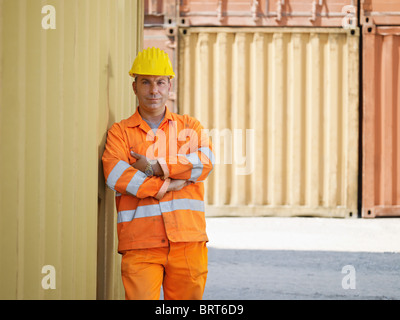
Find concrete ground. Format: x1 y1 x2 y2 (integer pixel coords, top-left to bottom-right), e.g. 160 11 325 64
203 217 400 300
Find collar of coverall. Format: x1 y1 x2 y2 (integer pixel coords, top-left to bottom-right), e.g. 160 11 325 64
127 106 174 129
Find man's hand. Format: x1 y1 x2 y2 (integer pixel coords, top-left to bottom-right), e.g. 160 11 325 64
130 151 192 191
130 151 148 172
130 151 163 176
167 179 193 191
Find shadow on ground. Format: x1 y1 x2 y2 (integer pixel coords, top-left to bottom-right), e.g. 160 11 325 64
203 247 400 300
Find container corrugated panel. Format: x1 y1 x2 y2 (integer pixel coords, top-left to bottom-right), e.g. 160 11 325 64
180 0 358 27
0 0 142 300
362 26 400 218
361 0 400 26
178 27 359 218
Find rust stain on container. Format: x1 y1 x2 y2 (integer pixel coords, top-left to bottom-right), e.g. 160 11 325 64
362 26 400 218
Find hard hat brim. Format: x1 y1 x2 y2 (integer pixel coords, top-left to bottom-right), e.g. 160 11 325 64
129 72 175 80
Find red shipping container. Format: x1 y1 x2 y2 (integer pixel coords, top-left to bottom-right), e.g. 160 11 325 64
361 0 400 26
362 25 400 218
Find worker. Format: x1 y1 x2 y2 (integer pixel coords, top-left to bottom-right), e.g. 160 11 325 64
102 47 215 300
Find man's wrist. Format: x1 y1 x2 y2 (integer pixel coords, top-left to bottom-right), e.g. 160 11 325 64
144 160 155 176
155 178 171 200
151 160 163 177
156 158 169 179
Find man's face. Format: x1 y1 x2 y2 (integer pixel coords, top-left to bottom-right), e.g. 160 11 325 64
132 75 171 112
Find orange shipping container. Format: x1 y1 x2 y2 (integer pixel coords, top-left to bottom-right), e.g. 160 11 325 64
362 26 400 218
361 0 400 26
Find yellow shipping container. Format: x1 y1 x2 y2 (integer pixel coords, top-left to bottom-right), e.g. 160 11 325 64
179 27 359 218
0 0 143 299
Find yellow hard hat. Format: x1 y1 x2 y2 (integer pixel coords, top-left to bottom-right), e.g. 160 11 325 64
129 47 175 79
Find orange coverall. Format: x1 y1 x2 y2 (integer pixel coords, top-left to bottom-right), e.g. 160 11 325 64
102 107 214 300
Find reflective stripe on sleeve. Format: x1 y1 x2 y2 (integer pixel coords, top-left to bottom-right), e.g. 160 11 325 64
199 147 215 165
185 153 203 182
106 160 131 191
126 170 147 196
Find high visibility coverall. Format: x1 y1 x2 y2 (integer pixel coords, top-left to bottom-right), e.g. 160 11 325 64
102 107 214 299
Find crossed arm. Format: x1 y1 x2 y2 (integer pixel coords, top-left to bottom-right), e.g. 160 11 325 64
130 151 192 192
102 120 214 200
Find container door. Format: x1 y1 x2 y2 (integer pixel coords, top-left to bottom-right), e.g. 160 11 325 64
362 26 400 218
179 27 360 218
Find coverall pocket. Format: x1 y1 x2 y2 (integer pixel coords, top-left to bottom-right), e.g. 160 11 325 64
121 249 149 275
183 242 208 279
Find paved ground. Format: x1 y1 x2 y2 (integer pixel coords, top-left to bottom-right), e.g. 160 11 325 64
202 217 400 300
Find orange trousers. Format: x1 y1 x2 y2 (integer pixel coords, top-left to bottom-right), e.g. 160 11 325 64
121 241 208 300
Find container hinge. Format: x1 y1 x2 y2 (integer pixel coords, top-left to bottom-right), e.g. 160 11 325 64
342 4 358 29
251 0 260 22
309 0 323 22
217 0 224 22
275 0 284 22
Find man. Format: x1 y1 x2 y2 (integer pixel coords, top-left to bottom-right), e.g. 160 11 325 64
102 47 214 300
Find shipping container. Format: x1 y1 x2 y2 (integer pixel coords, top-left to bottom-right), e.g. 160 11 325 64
179 27 359 218
362 26 400 218
0 0 143 299
361 0 400 26
179 0 358 27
